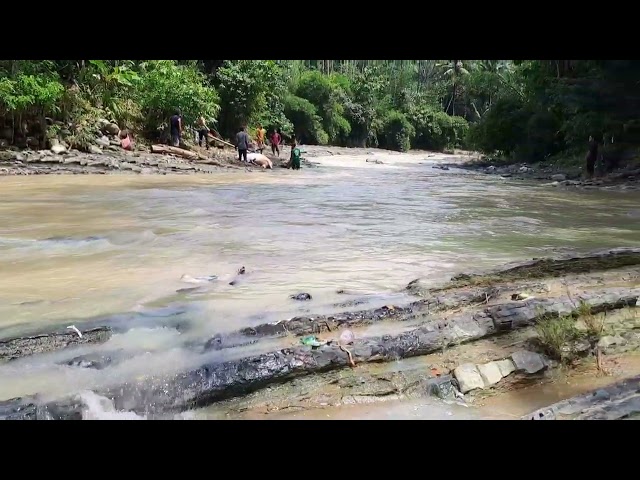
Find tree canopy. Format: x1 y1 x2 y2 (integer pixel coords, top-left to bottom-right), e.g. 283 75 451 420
1 59 638 162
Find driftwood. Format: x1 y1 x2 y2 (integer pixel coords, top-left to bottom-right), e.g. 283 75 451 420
1 287 637 419
151 144 199 160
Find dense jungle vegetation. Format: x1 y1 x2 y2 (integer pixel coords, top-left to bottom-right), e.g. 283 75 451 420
1 60 639 166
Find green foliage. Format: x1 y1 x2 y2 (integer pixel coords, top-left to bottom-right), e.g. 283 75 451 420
0 72 63 114
136 60 220 136
215 60 286 136
410 105 469 150
378 110 415 152
284 94 328 145
467 96 529 156
6 58 637 163
535 314 580 363
293 71 351 144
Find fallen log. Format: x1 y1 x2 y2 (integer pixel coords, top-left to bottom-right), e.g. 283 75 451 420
2 287 637 419
230 286 497 342
0 306 189 363
523 374 640 420
428 247 640 291
0 327 112 363
150 144 199 160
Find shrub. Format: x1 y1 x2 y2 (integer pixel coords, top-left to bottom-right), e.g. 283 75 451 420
284 93 328 144
136 60 220 138
378 110 415 152
410 106 469 151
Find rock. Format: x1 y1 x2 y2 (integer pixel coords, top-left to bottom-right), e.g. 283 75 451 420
425 375 456 400
95 136 110 147
50 144 66 155
477 361 504 386
495 358 516 378
290 293 312 301
597 335 626 350
510 350 546 374
551 174 566 181
13 153 25 162
66 353 114 370
88 145 103 155
106 145 119 152
453 363 485 393
103 123 120 135
110 139 121 146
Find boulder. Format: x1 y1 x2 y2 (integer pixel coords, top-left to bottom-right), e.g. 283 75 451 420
551 174 567 181
95 136 110 147
597 335 626 350
290 293 312 301
510 350 546 374
453 363 485 393
477 362 504 387
103 123 120 135
495 358 516 377
88 145 103 155
50 144 67 155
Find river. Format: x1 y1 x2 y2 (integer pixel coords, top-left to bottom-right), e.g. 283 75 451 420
1 147 640 417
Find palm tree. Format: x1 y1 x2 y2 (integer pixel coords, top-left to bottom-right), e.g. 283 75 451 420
438 60 469 115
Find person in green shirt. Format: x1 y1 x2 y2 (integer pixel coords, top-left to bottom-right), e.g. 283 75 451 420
289 139 301 170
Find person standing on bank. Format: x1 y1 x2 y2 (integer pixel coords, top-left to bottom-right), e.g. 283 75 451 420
196 116 210 150
270 129 281 157
170 110 182 147
236 125 250 163
255 124 266 153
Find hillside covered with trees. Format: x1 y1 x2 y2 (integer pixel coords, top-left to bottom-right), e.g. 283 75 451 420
1 60 639 168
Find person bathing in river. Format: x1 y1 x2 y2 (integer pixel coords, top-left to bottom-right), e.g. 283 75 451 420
235 125 250 163
586 135 599 179
169 110 182 147
196 116 210 150
255 124 266 153
288 139 301 170
270 129 281 157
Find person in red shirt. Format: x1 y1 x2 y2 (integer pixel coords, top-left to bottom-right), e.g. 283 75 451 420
270 129 282 157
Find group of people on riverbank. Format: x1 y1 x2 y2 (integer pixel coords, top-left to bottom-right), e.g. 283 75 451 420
235 125 301 170
168 111 301 170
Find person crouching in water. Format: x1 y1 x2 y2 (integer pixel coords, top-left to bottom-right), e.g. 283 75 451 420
288 139 301 170
270 129 281 157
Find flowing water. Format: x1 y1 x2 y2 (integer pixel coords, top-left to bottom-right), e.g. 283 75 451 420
2 147 640 416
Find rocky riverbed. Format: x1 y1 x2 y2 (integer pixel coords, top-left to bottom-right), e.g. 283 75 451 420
439 155 640 192
1 247 640 420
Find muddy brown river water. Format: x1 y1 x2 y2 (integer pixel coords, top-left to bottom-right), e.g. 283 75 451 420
2 146 640 418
